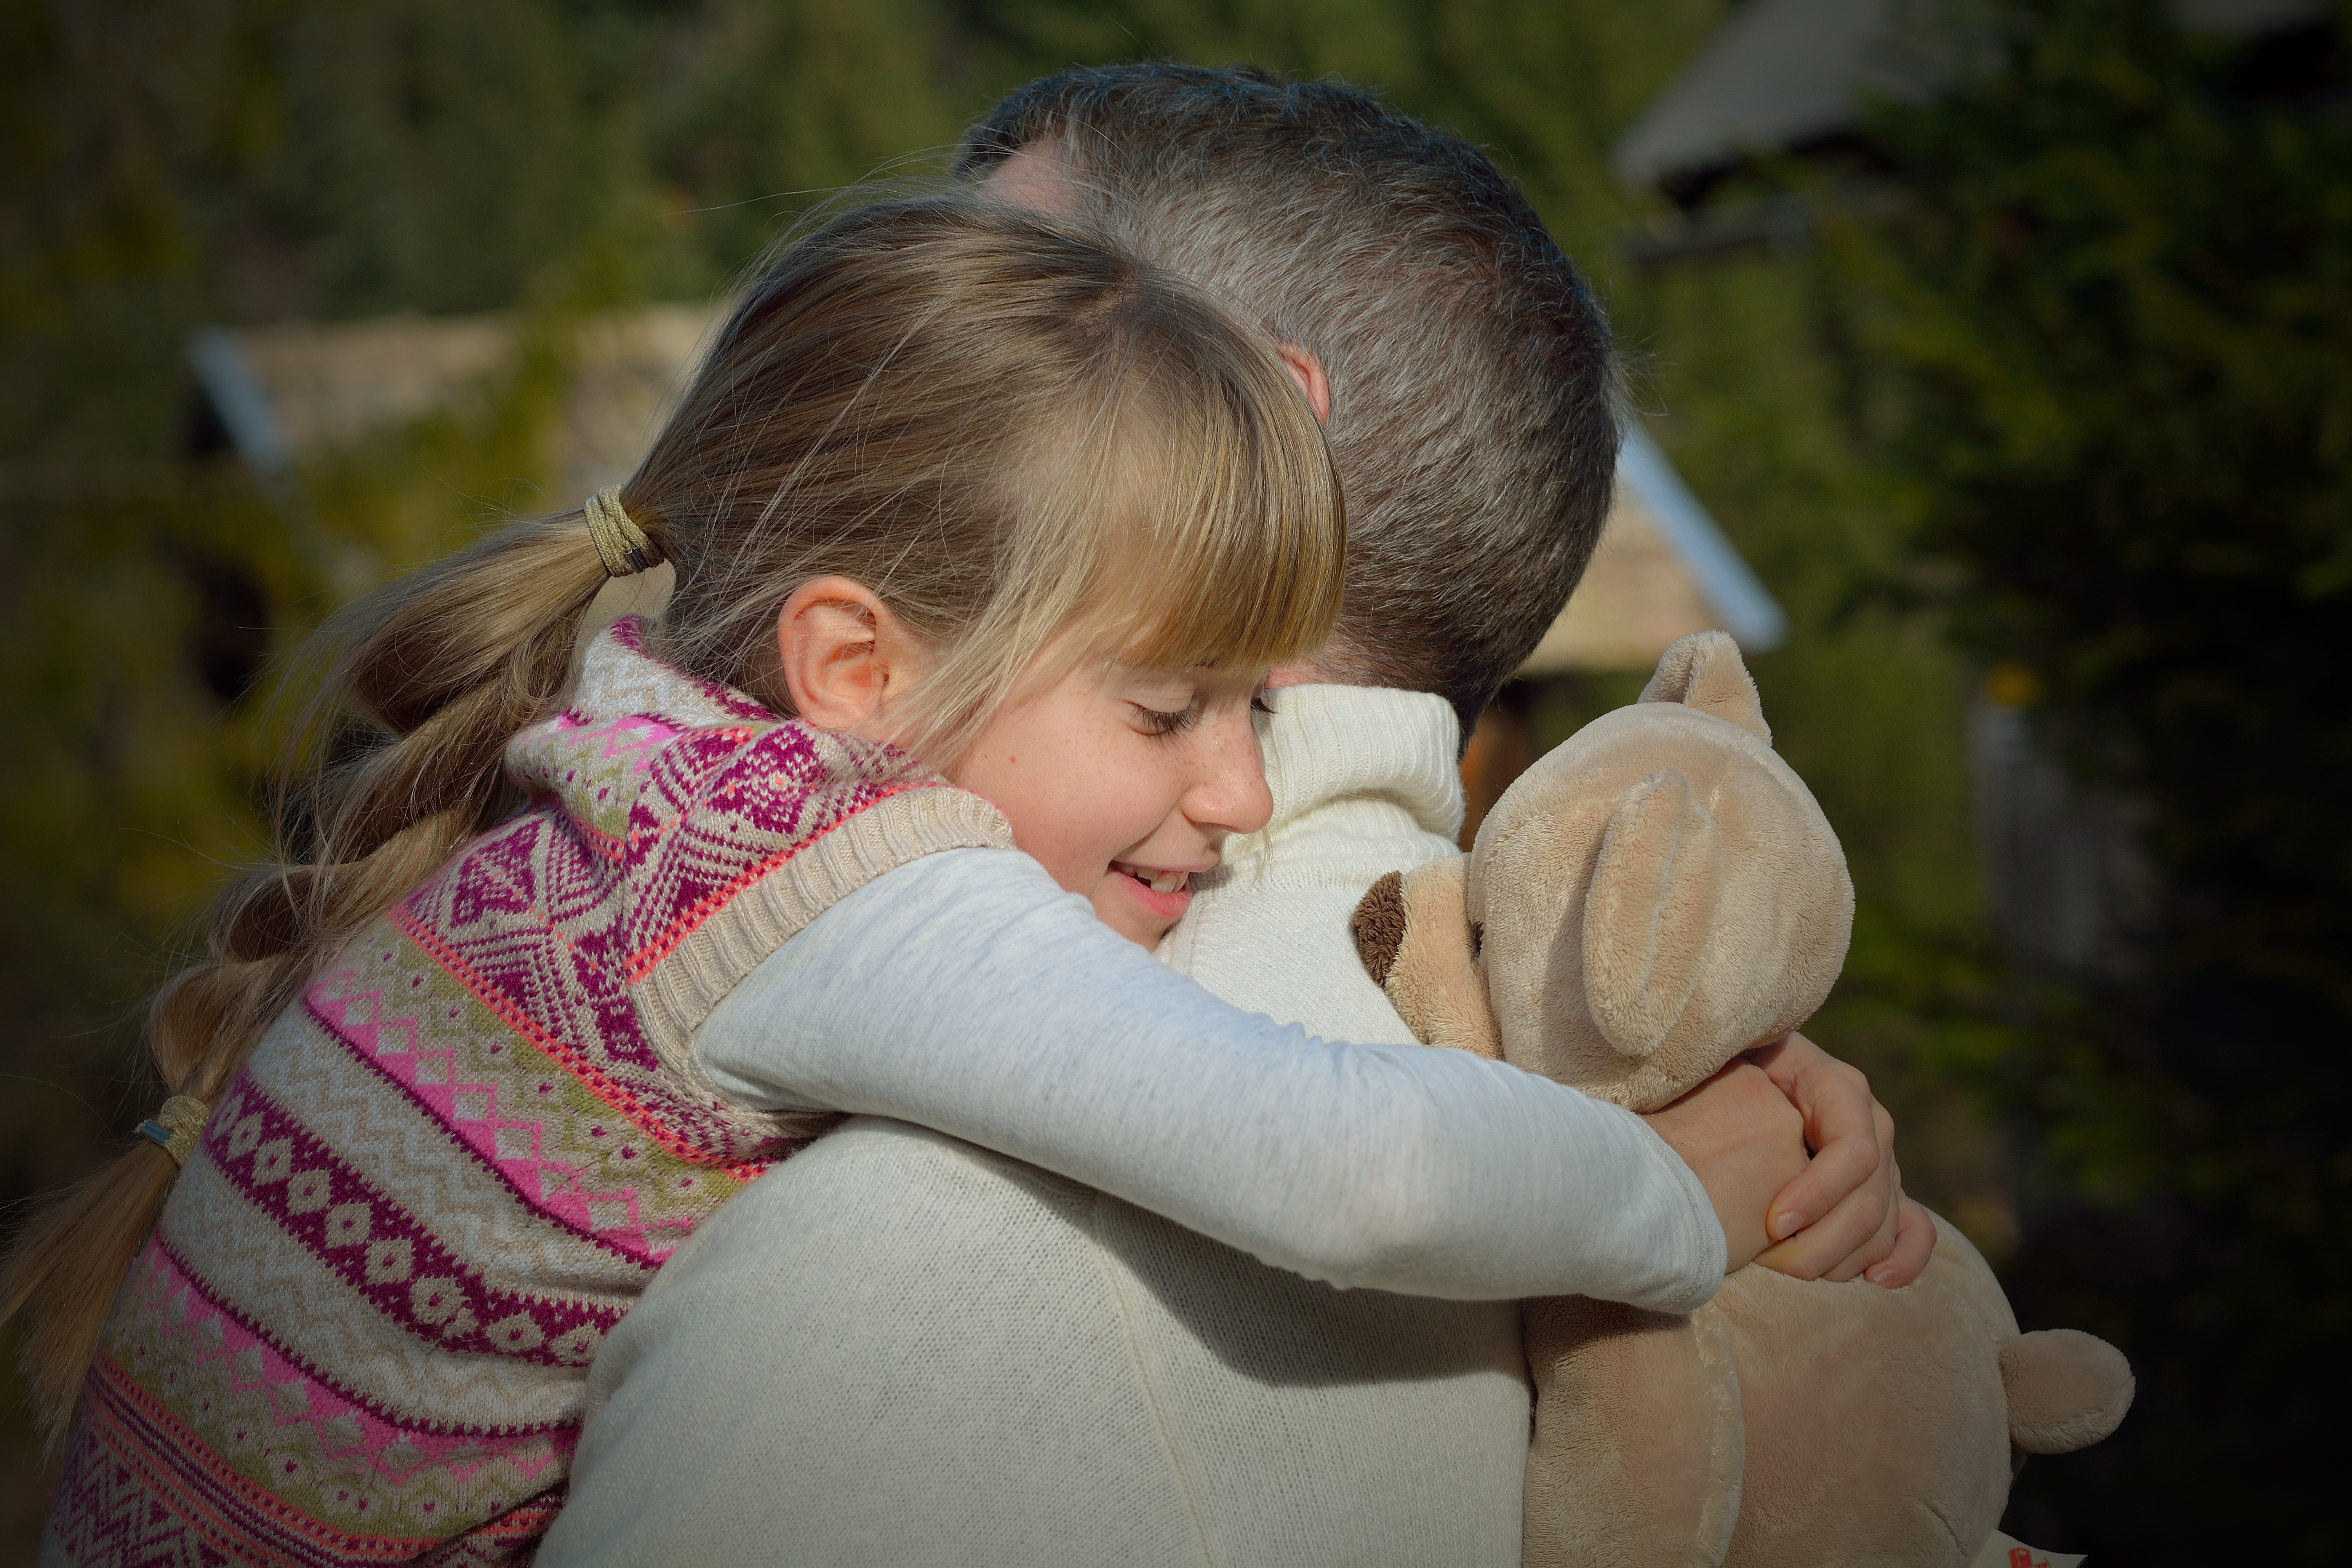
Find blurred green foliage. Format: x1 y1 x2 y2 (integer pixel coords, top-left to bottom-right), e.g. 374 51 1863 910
1 0 2021 1552
1829 2 2352 1558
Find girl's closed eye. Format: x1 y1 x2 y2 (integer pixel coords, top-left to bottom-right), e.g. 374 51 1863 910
1134 699 1203 737
1132 680 1271 737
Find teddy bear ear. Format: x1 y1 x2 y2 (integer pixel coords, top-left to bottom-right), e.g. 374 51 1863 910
2000 1330 2135 1455
1582 769 1725 1060
1640 631 1771 746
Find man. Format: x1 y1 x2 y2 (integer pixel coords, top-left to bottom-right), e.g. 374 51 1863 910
544 65 1924 1566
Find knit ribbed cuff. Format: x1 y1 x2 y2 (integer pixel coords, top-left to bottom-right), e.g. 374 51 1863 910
638 786 1014 1108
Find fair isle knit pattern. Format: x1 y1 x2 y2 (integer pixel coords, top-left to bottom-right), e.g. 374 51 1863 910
47 619 1013 1566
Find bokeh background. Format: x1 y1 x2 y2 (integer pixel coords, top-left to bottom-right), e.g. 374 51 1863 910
4 0 2346 1561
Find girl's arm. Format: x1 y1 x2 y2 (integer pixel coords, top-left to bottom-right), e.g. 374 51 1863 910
693 847 1726 1312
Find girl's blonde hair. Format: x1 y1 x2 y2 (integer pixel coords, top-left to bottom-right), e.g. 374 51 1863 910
0 196 1343 1445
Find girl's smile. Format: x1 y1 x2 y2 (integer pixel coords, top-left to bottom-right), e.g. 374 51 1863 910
1106 857 1210 925
947 658 1274 947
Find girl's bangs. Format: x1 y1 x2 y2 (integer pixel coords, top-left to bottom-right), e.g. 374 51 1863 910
889 298 1345 765
1070 375 1345 675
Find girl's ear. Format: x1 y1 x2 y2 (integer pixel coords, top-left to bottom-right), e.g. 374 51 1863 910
776 576 918 733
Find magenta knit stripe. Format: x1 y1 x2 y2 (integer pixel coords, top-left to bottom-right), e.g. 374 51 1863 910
119 1235 576 1486
300 977 683 1269
53 1353 564 1564
58 1356 444 1566
384 889 753 1178
143 1226 576 1442
412 714 932 1167
537 730 724 867
608 724 845 972
205 1074 627 1372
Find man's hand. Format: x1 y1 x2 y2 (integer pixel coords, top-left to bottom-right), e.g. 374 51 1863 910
1747 1033 1935 1288
1640 1062 1812 1272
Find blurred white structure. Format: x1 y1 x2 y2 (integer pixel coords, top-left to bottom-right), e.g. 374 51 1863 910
187 306 717 506
1611 0 2327 267
1967 684 2153 976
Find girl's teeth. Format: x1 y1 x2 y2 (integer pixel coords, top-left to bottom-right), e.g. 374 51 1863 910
1119 863 1188 896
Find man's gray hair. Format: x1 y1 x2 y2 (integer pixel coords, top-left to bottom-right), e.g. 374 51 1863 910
958 63 1622 734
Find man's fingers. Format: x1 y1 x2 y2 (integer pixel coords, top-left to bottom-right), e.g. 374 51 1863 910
1866 1197 1937 1289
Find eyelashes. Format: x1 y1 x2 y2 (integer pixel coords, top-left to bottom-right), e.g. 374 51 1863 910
1135 691 1272 737
1136 703 1203 737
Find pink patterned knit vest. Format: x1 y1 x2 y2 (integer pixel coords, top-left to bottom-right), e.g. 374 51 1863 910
46 619 1012 1566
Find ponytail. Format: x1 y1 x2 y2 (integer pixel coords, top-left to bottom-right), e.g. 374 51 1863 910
0 510 615 1449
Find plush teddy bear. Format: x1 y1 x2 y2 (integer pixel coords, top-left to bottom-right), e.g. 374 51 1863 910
1350 631 2133 1568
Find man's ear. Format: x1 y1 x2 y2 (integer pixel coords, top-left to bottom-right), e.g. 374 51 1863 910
776 576 918 733
982 140 1080 217
1277 343 1332 427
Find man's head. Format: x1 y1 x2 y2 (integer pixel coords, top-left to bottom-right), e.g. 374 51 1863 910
958 63 1622 735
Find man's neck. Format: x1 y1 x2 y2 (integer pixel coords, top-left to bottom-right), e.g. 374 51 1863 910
1261 661 1327 691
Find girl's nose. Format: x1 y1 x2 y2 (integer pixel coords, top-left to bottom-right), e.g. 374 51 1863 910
1186 711 1274 837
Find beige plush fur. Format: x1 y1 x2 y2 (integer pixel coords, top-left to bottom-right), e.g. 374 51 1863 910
2001 1330 2136 1457
1462 634 1854 1113
1522 1295 1743 1567
1350 632 2133 1567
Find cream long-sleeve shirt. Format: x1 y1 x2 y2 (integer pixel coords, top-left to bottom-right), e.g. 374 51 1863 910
541 686 1724 1567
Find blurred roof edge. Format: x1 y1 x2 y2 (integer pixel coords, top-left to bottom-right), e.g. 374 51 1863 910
1612 0 2328 198
1619 423 1787 650
1517 423 1785 677
186 310 1772 678
187 328 293 477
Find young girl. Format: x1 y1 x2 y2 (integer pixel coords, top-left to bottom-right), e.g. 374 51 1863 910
15 198 1755 1566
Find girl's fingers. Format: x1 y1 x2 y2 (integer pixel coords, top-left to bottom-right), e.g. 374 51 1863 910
1865 1197 1938 1289
1764 1127 1878 1241
1756 1146 1895 1279
1751 1034 1881 1230
1820 1171 1903 1282
1757 1074 1887 1246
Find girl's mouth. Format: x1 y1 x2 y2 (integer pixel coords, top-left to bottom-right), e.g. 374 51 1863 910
1113 862 1190 897
1110 860 1196 923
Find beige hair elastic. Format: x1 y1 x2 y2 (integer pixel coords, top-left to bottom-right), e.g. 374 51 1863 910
137 1094 212 1167
585 485 664 577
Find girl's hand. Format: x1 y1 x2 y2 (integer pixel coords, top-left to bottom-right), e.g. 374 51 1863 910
1641 1062 1813 1272
1746 1032 1936 1288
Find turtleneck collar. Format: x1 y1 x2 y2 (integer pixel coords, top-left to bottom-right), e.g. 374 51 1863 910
1236 683 1465 854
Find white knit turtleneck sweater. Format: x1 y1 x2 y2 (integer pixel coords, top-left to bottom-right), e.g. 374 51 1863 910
1125 683 1532 1563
